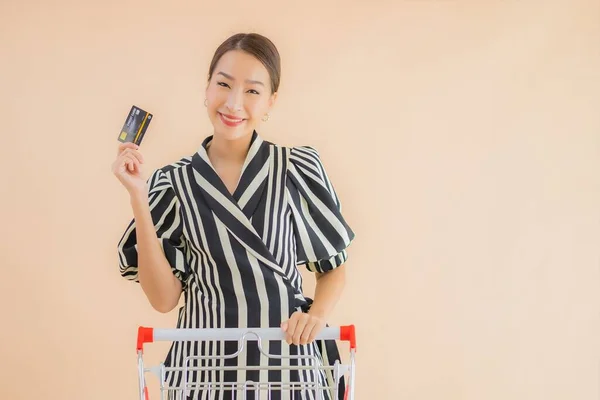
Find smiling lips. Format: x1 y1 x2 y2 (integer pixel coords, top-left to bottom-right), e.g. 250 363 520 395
219 112 246 127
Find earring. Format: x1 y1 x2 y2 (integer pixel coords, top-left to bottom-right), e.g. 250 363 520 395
204 99 208 107
262 113 270 122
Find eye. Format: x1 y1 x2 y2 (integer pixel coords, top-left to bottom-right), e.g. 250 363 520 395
217 81 230 88
247 89 260 95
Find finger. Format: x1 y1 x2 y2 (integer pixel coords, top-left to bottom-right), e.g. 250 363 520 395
292 315 309 345
121 154 135 168
303 318 324 344
122 153 140 165
131 158 141 173
300 318 319 345
118 142 139 155
285 314 300 345
121 148 145 164
122 155 140 173
306 321 323 344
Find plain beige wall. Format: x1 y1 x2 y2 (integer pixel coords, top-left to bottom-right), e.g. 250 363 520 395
1 0 599 399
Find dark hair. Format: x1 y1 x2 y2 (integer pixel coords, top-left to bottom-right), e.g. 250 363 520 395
207 33 281 94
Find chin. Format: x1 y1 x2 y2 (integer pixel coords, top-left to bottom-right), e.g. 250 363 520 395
213 126 255 141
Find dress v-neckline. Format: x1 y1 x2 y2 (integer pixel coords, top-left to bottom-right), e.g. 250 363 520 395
206 150 244 197
199 131 263 201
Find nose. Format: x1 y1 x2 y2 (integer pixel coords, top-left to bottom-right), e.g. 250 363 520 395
225 89 243 112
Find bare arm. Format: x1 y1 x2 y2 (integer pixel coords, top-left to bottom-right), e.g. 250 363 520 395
282 265 346 345
130 189 183 313
309 265 346 320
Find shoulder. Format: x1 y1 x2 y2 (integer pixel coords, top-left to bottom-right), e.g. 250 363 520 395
261 140 323 170
159 155 194 174
288 145 327 178
290 145 320 160
148 156 193 193
286 145 338 197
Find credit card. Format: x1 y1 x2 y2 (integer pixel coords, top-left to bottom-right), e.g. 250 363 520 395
118 105 153 145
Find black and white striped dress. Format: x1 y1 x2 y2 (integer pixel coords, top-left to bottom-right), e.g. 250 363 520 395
117 131 355 400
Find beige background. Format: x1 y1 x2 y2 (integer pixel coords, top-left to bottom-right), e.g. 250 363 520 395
1 0 599 399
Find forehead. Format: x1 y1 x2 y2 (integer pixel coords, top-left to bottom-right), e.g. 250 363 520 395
213 50 270 81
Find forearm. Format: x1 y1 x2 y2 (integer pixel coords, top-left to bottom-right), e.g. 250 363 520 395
130 189 182 313
308 265 346 320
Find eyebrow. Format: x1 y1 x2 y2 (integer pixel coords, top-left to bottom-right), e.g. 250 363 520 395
217 71 265 86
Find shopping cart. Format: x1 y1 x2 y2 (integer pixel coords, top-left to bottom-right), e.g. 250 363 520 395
136 325 357 400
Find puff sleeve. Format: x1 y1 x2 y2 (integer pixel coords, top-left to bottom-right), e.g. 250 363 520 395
287 146 355 273
117 168 190 289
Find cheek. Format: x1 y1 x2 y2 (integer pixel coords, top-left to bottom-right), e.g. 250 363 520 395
206 90 220 105
245 100 268 119
206 85 224 105
206 95 224 116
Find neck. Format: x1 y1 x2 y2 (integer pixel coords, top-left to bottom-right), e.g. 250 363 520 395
207 131 254 163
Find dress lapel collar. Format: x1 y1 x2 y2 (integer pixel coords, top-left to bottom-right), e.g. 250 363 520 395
193 131 269 216
230 133 271 218
190 131 286 279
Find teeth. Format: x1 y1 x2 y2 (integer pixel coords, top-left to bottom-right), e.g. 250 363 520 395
222 114 243 123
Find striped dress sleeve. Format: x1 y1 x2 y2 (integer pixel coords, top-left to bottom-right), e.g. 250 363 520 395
287 146 355 273
117 168 189 288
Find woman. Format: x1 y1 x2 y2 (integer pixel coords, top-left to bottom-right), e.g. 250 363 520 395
113 33 355 400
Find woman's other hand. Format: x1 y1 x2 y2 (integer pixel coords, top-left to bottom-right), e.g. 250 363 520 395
281 311 326 346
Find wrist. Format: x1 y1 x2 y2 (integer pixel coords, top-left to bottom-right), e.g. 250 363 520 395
307 306 327 320
129 186 149 204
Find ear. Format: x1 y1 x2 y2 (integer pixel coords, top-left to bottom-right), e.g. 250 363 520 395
267 91 278 112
